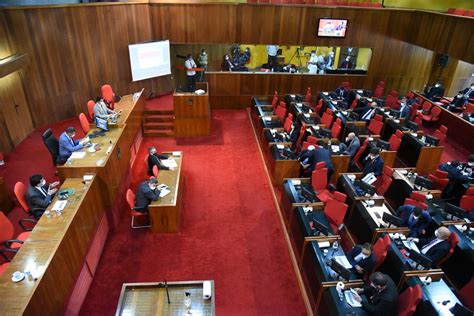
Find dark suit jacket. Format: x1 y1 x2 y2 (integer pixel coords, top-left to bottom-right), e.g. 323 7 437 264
361 274 398 316
335 87 350 101
418 237 450 264
135 181 161 210
400 104 410 118
347 245 376 276
298 149 317 175
397 205 431 238
25 184 52 217
345 137 361 158
147 153 170 175
314 147 334 172
353 106 375 121
362 155 384 177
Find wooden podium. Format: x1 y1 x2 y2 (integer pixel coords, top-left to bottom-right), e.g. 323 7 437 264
173 82 210 137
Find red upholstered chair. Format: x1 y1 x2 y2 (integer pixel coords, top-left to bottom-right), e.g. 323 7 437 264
374 114 383 122
152 165 159 178
349 98 358 110
397 287 414 316
301 141 312 151
453 8 466 15
295 123 306 151
331 118 342 139
0 212 34 258
144 154 149 169
374 166 394 195
458 278 474 311
460 187 474 210
405 91 415 100
433 125 448 143
14 182 29 216
421 101 433 114
465 103 474 114
372 2 382 7
101 84 116 109
275 105 287 123
404 192 428 209
79 113 90 135
447 8 456 14
422 106 441 123
409 103 419 121
321 109 334 128
279 101 287 109
0 262 10 276
311 162 328 192
283 116 293 133
388 131 402 151
87 100 95 120
126 189 151 229
414 113 422 126
428 170 449 192
305 87 311 103
353 144 368 171
373 81 385 98
385 90 399 109
315 99 323 115
371 237 389 273
307 135 318 144
271 94 279 111
367 117 384 135
323 192 348 233
438 233 459 265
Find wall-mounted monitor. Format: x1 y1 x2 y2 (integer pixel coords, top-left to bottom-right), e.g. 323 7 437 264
318 18 348 38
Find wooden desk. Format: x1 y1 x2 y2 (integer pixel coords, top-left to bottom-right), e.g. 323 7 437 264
398 133 443 174
116 280 215 316
0 176 104 315
58 127 130 210
331 154 350 182
174 82 210 137
148 152 184 233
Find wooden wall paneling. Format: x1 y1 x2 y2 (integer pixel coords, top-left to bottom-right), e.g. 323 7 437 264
446 60 474 96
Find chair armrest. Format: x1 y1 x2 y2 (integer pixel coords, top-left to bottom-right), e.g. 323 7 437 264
0 248 18 262
4 239 24 249
19 218 37 231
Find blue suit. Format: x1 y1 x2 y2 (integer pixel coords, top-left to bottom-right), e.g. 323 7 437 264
58 132 83 161
347 245 376 276
135 181 161 211
396 205 431 238
362 155 384 177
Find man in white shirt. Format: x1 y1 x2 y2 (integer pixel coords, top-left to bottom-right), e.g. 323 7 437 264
184 54 197 92
408 226 451 264
266 45 279 69
307 51 318 74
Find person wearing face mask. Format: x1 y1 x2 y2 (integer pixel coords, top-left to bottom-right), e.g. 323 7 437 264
93 97 117 120
399 97 411 119
362 147 384 177
425 81 445 101
184 54 197 92
439 160 472 202
324 51 335 70
408 226 451 266
395 205 431 238
134 178 161 213
58 127 89 163
222 54 234 72
352 272 398 315
147 146 176 175
339 132 360 159
25 174 60 218
197 49 208 82
307 50 318 74
347 243 376 278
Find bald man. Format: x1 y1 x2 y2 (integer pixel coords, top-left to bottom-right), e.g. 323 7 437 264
339 132 360 158
354 101 378 122
409 226 452 265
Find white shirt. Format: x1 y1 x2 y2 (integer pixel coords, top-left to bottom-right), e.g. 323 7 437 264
421 238 443 255
185 59 196 76
308 55 318 74
267 45 278 57
362 108 375 121
354 252 368 262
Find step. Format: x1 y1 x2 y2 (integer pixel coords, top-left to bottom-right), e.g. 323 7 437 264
144 115 174 123
144 122 174 130
144 130 175 137
145 109 174 115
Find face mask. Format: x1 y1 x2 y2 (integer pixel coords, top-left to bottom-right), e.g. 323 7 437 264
202 52 206 55
39 179 46 187
311 54 315 57
150 185 157 190
71 133 75 138
225 57 229 60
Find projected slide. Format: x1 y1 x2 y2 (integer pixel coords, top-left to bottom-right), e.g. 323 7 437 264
128 40 171 82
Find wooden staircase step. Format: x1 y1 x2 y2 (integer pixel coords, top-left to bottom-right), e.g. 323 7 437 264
144 122 174 130
143 129 175 137
144 115 174 123
145 109 174 115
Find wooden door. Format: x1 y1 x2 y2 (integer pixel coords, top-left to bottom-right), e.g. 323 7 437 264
0 72 34 151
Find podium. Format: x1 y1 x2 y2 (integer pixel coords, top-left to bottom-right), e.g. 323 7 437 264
173 82 210 137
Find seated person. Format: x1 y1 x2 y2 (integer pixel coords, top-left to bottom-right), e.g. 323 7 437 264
134 178 161 213
339 56 354 70
439 160 472 201
448 92 467 111
289 121 300 149
339 132 360 158
460 154 474 177
147 146 175 176
25 174 60 218
335 85 350 101
408 226 451 266
314 140 334 181
353 101 377 122
222 54 235 72
58 127 89 163
399 97 411 119
352 272 398 315
298 145 317 177
347 243 376 277
362 147 384 177
425 82 445 101
395 205 431 238
93 98 117 120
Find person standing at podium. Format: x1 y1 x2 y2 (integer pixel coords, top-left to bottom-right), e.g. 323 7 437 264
184 54 197 92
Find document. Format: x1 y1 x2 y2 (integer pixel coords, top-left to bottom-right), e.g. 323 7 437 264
318 241 331 248
276 144 285 149
402 240 420 253
344 291 362 307
161 159 178 169
51 200 67 212
69 152 86 159
331 145 340 153
334 255 353 269
159 188 171 198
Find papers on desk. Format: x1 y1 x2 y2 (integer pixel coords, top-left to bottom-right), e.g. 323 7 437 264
83 174 94 181
69 152 86 159
344 291 362 307
276 144 285 149
159 188 171 198
402 240 420 252
334 255 353 269
290 94 295 98
331 145 340 153
318 241 331 248
347 175 357 182
331 101 337 105
161 158 178 169
172 151 181 157
357 90 363 94
361 173 377 185
323 92 329 96
296 103 303 107
51 200 67 212
263 116 272 121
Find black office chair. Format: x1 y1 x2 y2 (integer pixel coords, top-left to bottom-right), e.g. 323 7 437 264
42 128 60 166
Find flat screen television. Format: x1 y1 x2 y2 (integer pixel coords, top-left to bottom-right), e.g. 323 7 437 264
317 18 348 38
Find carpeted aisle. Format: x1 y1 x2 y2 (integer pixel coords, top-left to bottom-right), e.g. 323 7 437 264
80 110 306 315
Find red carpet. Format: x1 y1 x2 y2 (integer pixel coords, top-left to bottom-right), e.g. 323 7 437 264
79 110 306 315
146 93 174 111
